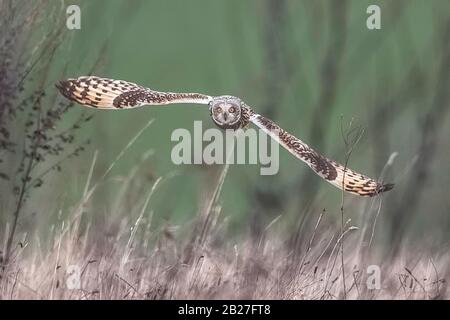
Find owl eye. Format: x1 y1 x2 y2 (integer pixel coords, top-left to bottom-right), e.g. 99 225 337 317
214 106 222 113
228 106 236 113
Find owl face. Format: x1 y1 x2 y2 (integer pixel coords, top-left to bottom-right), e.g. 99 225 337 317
209 96 242 129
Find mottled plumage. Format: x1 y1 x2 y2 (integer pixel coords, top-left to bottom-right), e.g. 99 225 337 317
249 112 393 196
56 76 394 197
55 76 212 109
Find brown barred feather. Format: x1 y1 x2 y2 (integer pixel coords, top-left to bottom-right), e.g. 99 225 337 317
247 108 394 197
56 76 212 109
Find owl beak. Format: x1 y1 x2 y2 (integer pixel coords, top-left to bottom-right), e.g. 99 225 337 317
223 112 228 121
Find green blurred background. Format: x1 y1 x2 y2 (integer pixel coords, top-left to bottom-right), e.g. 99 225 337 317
3 0 449 252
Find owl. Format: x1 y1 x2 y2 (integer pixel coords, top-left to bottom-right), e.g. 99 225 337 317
56 76 394 197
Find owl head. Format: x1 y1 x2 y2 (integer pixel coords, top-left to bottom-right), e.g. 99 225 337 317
209 95 242 129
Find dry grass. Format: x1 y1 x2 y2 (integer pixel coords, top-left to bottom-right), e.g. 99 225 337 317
0 147 448 300
0 210 448 299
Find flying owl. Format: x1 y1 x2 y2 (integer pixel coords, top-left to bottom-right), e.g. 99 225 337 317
56 76 394 197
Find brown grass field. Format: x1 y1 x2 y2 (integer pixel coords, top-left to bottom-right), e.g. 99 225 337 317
1 153 448 300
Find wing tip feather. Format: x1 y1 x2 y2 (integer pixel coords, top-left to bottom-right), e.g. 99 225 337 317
55 79 73 99
374 183 394 196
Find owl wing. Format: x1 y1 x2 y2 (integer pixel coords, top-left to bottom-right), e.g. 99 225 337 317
56 76 213 109
246 108 393 197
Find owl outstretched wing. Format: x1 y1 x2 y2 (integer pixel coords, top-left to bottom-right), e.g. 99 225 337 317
246 107 393 197
55 76 212 109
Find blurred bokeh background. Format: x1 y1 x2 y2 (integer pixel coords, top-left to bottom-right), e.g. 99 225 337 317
1 0 449 257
